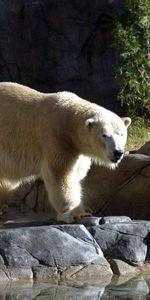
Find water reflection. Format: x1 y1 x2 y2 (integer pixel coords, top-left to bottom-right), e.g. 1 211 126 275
0 275 150 299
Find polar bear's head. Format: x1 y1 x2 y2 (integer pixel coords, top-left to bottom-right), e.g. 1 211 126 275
83 110 131 169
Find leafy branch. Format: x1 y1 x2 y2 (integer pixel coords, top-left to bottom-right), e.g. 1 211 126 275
113 0 150 117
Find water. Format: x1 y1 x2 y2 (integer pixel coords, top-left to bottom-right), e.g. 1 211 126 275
0 275 150 299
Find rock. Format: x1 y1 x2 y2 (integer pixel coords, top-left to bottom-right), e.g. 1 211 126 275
0 220 149 281
89 222 149 265
0 224 112 279
109 259 140 276
75 216 101 226
0 235 40 267
110 273 140 286
32 266 59 282
60 265 84 280
60 224 101 251
0 269 9 282
7 178 55 221
83 153 150 220
61 260 113 281
138 263 150 274
100 216 132 224
137 141 150 156
0 254 5 265
0 0 123 113
6 267 33 282
70 263 112 280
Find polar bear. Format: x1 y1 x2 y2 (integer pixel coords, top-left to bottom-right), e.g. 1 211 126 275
0 82 131 222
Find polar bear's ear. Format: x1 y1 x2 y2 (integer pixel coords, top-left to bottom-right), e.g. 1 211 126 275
85 118 95 129
122 117 131 128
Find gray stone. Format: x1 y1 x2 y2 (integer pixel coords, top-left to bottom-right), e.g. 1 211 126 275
0 220 150 281
0 254 5 265
60 265 84 280
70 263 112 280
58 224 102 255
137 141 150 156
100 216 132 224
0 269 9 282
0 0 123 114
6 267 33 281
99 221 150 236
75 216 101 226
109 259 140 276
83 153 150 220
1 244 39 267
89 222 149 265
0 225 108 270
32 266 59 282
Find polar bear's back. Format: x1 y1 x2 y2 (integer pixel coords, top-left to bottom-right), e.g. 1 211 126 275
0 82 113 119
0 82 42 103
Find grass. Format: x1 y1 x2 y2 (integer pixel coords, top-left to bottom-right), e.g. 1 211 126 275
126 117 150 151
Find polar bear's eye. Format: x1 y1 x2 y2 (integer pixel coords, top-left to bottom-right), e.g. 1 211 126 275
102 134 108 138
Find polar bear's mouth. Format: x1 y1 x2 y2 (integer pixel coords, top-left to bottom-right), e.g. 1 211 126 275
111 149 124 163
108 157 124 169
91 148 124 169
106 151 124 169
111 157 122 164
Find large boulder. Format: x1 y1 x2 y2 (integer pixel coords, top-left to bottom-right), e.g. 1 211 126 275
136 140 150 156
0 223 112 282
83 153 150 219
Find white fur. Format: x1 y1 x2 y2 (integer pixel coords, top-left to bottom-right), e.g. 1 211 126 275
0 83 131 223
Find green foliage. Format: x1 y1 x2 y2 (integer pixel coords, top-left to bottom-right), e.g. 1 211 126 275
126 117 150 150
113 0 150 116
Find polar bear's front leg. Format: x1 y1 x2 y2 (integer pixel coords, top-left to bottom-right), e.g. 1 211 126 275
41 164 87 223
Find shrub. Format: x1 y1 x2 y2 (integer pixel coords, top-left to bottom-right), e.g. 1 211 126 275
113 0 150 117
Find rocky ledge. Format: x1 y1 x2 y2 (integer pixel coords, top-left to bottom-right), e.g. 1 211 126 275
1 216 150 283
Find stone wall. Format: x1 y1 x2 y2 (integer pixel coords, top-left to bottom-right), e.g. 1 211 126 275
0 0 123 113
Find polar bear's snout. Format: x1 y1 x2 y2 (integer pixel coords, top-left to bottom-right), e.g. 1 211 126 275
113 149 124 162
103 132 127 165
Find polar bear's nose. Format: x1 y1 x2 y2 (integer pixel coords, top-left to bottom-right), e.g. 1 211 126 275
113 150 124 160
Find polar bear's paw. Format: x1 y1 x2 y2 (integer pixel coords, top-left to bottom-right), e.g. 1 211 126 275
73 211 92 220
57 209 92 224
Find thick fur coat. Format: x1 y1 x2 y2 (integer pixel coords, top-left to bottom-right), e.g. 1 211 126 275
0 83 131 222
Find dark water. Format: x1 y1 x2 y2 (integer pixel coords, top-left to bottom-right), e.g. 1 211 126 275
0 275 150 299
